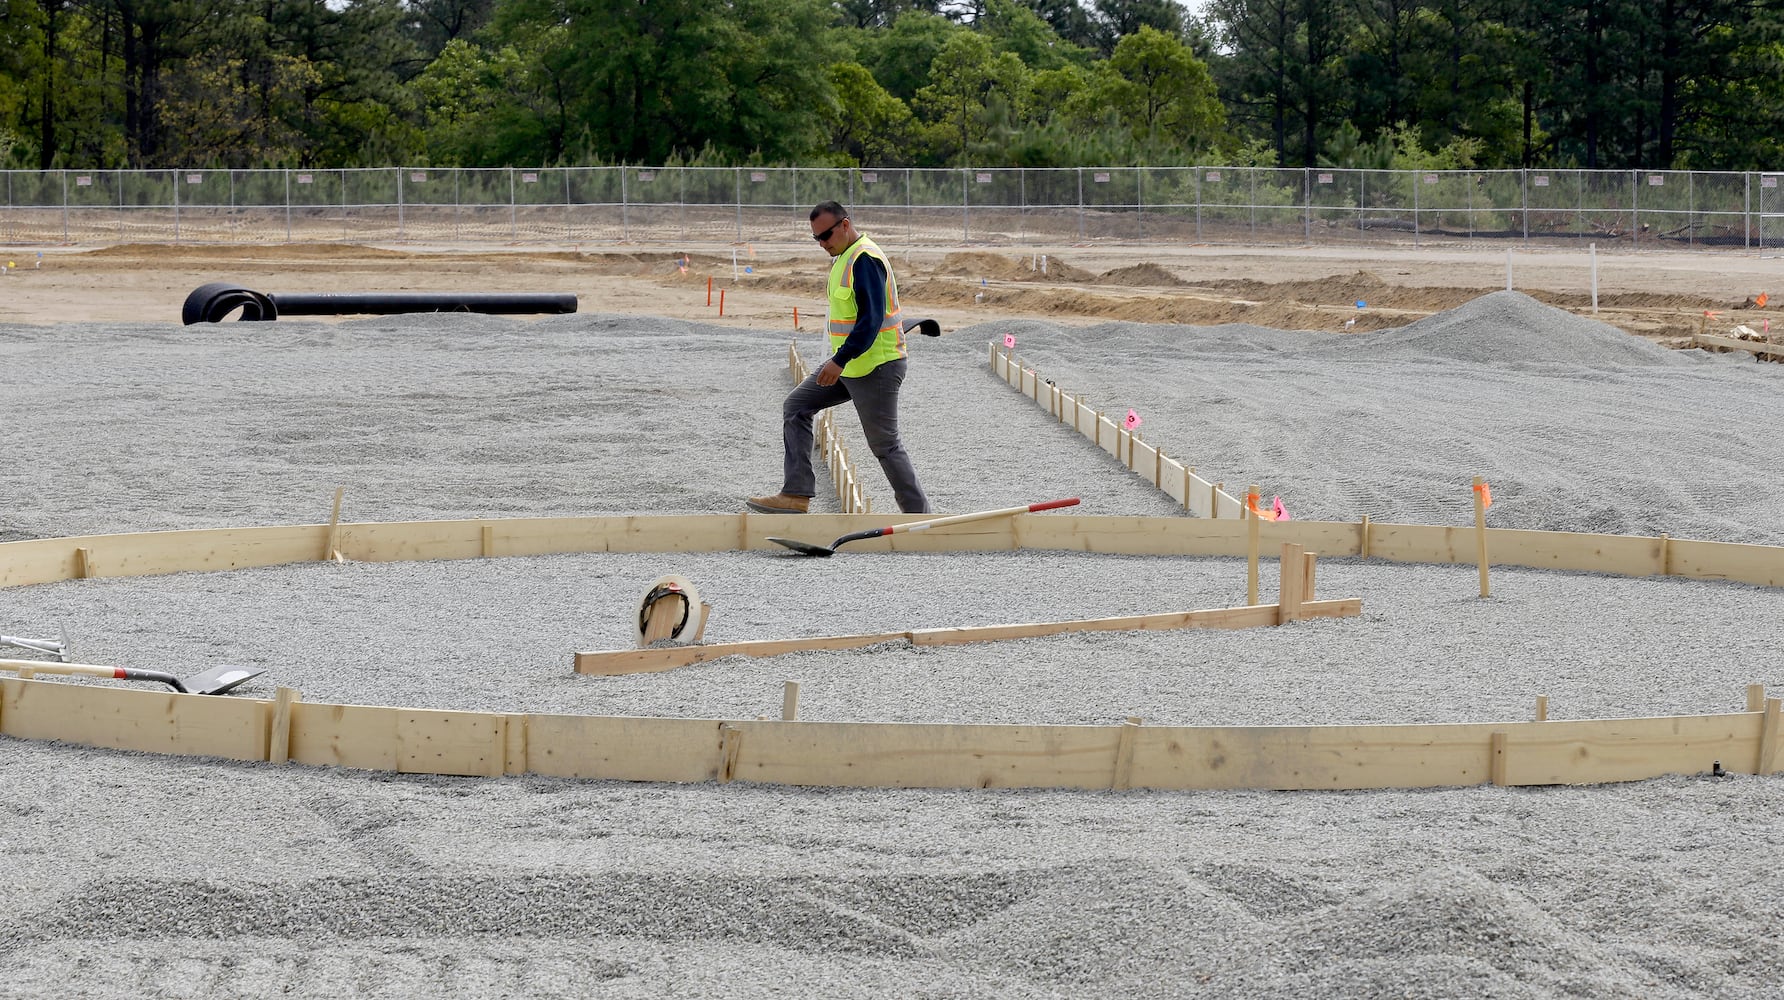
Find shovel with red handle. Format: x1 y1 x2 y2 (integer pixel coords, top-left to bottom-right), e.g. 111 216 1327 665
766 497 1080 557
0 658 265 695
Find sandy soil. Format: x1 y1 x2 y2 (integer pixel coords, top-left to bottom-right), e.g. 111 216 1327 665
2 240 1782 347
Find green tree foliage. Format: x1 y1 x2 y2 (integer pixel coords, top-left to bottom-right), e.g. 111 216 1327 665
852 10 966 102
1209 0 1352 166
912 30 1030 163
536 0 838 164
824 61 919 165
3 0 1784 171
1102 25 1224 148
158 51 322 167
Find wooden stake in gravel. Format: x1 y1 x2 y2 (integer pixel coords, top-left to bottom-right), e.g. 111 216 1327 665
1473 476 1492 597
1247 484 1261 605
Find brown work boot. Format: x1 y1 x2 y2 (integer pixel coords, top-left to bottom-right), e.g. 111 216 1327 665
745 492 810 514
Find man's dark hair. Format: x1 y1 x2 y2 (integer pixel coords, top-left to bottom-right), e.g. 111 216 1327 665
810 201 848 222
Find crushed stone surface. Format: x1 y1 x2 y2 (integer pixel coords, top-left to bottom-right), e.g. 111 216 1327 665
2 292 1782 998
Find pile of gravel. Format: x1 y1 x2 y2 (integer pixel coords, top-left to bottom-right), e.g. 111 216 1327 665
2 297 1781 998
973 291 1783 540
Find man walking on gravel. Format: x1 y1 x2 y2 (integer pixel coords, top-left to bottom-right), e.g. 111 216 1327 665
748 202 930 515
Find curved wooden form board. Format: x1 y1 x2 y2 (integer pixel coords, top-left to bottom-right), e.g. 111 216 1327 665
2 677 1778 790
2 515 1782 791
4 514 1780 589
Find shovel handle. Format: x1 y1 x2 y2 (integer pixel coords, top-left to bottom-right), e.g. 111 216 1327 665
884 497 1079 536
0 658 186 692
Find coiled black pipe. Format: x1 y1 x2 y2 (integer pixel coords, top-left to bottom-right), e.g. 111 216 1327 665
181 283 578 325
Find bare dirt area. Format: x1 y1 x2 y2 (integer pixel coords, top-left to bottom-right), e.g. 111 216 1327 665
2 239 1781 348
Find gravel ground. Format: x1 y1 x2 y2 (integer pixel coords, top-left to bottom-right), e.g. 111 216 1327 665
2 295 1782 999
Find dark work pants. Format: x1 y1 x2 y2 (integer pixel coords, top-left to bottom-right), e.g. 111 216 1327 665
781 358 930 514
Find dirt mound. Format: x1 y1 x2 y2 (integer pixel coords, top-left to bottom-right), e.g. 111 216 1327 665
935 251 1093 283
1097 263 1186 287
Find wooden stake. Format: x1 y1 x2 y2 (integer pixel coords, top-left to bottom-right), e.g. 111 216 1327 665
1213 482 1223 518
693 603 712 643
1301 551 1318 604
1360 514 1372 559
1534 695 1549 721
1759 698 1781 775
1112 717 1142 790
1473 475 1490 597
1659 532 1671 576
74 546 91 579
706 275 712 306
718 723 742 782
325 486 345 562
1182 464 1191 511
1749 683 1767 712
269 686 301 763
719 288 725 317
1278 543 1306 623
480 524 495 558
1246 485 1261 605
782 681 801 721
1489 731 1509 785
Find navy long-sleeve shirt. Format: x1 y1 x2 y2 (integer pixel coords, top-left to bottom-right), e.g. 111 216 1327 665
830 251 888 369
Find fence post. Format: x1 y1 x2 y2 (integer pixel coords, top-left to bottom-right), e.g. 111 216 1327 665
1136 166 1144 239
1077 166 1084 241
1302 168 1310 243
1194 164 1202 241
1412 167 1419 244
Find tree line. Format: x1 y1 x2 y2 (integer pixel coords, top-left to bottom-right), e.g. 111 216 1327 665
2 0 1782 173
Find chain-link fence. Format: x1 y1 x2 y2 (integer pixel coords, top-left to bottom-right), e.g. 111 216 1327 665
5 165 1784 249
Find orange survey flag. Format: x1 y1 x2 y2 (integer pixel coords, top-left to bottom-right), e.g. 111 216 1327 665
1247 493 1279 521
1758 292 1770 308
1473 482 1493 508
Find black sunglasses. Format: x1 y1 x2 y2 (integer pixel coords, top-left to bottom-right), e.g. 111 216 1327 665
812 218 845 242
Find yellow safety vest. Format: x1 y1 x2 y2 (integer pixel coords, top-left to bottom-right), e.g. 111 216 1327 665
827 235 905 378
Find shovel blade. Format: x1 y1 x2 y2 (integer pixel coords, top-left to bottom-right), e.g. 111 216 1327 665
765 536 836 557
183 663 266 695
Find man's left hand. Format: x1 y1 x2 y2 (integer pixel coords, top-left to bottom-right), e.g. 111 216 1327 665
817 359 844 386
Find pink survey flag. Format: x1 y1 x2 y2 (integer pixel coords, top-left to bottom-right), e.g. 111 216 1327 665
1272 496 1290 521
1003 334 1016 348
1124 409 1141 430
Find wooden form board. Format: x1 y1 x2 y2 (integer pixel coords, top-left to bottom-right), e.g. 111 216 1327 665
2 675 1773 790
990 345 1244 518
0 677 269 761
7 515 1784 590
0 525 329 589
574 599 1363 675
1691 332 1784 359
